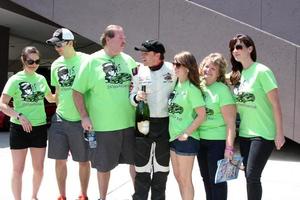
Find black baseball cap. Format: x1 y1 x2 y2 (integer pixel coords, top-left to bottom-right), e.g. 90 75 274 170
134 40 165 54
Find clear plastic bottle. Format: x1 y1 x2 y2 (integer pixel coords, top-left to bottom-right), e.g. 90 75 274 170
84 130 97 148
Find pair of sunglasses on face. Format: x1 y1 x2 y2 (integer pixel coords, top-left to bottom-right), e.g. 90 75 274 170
26 59 40 65
172 62 184 69
233 44 244 51
53 41 68 48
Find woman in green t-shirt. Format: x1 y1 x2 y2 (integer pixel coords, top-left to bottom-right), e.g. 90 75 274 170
198 53 236 200
168 51 206 200
229 34 285 200
0 46 55 200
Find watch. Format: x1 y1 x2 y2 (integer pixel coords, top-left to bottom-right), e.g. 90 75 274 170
17 113 23 120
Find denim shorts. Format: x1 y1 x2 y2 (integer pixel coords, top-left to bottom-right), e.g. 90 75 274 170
170 137 200 156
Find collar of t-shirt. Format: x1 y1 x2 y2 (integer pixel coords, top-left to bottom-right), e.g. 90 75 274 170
149 61 164 71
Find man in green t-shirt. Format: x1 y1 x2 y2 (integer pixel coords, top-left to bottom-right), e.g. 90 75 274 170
72 25 137 200
46 28 90 200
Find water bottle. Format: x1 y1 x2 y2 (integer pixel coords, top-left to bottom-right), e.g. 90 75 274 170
84 130 97 148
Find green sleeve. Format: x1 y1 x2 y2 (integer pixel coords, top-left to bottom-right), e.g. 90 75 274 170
43 77 51 96
219 85 235 107
72 59 92 94
2 76 16 97
50 64 58 87
258 69 278 93
128 57 138 72
189 85 205 108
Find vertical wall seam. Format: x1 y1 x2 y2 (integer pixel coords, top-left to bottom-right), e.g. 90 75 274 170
293 47 297 139
260 0 263 29
158 0 160 40
52 0 55 20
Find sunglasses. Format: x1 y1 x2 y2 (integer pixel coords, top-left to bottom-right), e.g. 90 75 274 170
26 59 40 65
54 41 67 48
233 44 244 51
172 62 183 69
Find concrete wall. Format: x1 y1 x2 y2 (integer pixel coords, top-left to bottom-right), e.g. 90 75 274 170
12 0 299 143
295 47 300 142
191 0 300 45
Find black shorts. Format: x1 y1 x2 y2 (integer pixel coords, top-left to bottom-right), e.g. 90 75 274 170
10 123 48 149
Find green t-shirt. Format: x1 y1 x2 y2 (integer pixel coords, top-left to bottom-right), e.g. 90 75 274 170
72 50 137 131
2 71 51 126
233 62 278 140
168 80 205 141
199 82 235 140
51 52 89 121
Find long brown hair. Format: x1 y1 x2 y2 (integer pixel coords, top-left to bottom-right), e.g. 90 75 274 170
174 51 200 89
229 34 257 85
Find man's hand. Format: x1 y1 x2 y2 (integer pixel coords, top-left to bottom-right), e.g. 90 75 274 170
82 116 93 131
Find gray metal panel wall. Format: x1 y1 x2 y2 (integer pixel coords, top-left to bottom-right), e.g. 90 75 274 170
160 0 296 140
191 0 300 45
11 0 54 19
295 47 300 143
189 0 261 29
52 0 160 52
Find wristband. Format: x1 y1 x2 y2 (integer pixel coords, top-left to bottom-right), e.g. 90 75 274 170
225 146 234 151
17 113 23 120
225 146 235 153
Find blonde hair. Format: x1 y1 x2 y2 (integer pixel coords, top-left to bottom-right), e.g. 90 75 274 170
199 53 228 84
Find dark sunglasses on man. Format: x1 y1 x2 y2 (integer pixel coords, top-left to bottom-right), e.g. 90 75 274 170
54 41 68 48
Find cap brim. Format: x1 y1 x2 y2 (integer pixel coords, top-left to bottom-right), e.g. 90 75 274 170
134 46 149 52
46 37 60 44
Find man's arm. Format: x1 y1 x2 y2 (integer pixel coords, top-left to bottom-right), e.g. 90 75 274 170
73 90 93 131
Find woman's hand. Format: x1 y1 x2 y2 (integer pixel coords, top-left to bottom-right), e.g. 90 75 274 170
224 146 234 160
19 114 32 133
177 133 189 141
275 133 285 150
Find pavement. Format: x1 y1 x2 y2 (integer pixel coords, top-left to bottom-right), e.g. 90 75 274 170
1 131 300 200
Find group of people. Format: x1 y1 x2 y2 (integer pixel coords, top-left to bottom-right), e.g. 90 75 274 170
0 24 285 200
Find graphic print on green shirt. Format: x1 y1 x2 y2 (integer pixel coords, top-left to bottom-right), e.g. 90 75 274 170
168 80 205 141
102 61 131 84
57 66 76 87
51 52 89 121
233 62 278 140
3 71 51 126
168 91 184 114
199 82 235 140
18 81 45 102
72 50 137 131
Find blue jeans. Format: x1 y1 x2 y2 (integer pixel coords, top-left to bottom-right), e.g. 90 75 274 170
239 137 274 200
197 139 227 200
